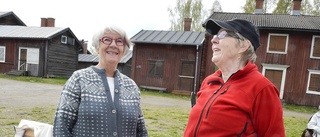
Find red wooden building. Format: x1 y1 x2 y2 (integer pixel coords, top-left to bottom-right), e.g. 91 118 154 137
0 11 82 77
131 0 320 107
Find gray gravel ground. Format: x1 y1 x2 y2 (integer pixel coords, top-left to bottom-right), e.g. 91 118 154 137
0 78 312 118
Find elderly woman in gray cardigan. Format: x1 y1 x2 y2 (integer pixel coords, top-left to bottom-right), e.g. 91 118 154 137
53 25 148 137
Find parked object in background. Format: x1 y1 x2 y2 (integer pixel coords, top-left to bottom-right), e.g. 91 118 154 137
307 106 320 137
14 119 53 137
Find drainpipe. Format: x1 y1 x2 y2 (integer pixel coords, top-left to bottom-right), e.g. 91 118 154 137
44 40 48 77
191 38 204 107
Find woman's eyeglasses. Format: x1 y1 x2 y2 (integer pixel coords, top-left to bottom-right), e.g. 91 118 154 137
100 36 125 46
213 30 244 41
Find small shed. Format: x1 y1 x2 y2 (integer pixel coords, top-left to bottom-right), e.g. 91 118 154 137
0 26 82 77
0 11 82 78
130 30 205 94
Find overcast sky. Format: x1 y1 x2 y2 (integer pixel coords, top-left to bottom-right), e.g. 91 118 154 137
2 0 246 45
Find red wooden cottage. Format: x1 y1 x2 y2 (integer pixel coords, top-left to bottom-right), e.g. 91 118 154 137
0 11 82 77
130 18 205 95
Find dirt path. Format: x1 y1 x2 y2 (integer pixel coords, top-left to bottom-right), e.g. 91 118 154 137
0 78 311 118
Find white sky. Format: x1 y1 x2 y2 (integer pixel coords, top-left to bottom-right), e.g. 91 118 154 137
2 0 246 45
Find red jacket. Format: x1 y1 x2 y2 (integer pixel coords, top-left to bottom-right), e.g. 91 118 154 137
184 62 285 137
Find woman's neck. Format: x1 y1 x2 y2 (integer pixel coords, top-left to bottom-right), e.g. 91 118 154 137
95 63 117 77
219 60 246 82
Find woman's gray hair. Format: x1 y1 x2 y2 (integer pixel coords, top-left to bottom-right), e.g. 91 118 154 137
237 33 257 63
91 25 131 55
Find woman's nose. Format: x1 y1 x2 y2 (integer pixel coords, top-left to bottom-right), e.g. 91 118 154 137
211 35 219 44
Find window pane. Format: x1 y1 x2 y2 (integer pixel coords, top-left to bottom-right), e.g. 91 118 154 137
269 35 286 52
148 60 163 77
180 61 194 76
0 47 4 61
309 73 320 92
265 69 282 90
313 37 320 57
148 62 155 75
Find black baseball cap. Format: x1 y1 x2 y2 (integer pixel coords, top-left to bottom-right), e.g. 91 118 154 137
205 18 260 51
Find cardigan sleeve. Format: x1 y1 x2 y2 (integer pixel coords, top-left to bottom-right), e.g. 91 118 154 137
136 103 148 137
53 72 81 137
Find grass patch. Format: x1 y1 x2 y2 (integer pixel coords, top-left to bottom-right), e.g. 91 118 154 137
283 104 318 114
0 73 67 85
0 73 317 136
143 106 190 137
0 106 56 137
0 102 314 137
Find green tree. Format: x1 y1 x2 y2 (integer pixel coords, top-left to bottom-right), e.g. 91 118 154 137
243 0 319 15
302 0 320 16
243 0 256 13
272 0 292 14
271 0 319 15
243 0 278 13
209 0 223 14
168 0 212 31
301 0 314 14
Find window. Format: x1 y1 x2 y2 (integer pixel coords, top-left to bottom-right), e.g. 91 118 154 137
262 63 289 99
310 35 320 59
148 60 164 77
178 60 195 91
61 35 67 44
67 37 75 45
267 33 289 54
0 46 5 62
306 70 320 95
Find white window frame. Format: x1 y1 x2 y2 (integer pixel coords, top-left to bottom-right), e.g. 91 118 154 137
0 46 5 62
267 33 289 54
306 69 320 95
261 63 289 99
310 35 320 59
61 35 67 44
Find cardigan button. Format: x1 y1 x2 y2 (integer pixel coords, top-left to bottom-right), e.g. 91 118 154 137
112 109 116 113
113 132 117 136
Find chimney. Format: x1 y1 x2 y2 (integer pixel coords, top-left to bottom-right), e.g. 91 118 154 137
82 40 88 54
41 18 47 27
291 0 302 15
47 18 55 27
184 18 192 31
254 0 264 14
40 18 55 27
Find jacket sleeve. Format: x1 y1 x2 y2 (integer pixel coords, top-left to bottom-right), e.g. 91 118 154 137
253 85 285 137
307 113 320 134
53 72 81 137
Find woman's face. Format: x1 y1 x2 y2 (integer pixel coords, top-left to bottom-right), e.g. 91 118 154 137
210 29 242 66
97 31 125 66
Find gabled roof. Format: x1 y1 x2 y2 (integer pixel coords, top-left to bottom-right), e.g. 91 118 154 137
205 12 320 32
0 25 69 39
78 54 99 63
0 11 26 26
131 30 205 46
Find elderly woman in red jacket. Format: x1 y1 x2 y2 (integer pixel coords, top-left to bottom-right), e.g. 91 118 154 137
184 19 285 137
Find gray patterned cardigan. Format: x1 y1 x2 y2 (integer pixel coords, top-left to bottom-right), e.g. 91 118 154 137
53 66 148 137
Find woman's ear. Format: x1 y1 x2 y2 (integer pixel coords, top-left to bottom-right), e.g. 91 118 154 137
239 40 250 53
